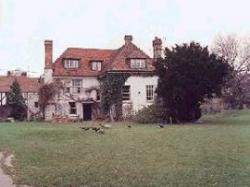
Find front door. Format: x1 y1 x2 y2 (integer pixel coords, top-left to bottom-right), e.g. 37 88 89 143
83 104 92 120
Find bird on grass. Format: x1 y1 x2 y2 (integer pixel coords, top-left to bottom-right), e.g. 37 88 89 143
97 128 105 134
80 127 90 131
92 127 100 132
127 125 132 128
159 124 164 128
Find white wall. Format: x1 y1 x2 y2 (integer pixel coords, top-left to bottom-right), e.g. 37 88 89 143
45 75 158 120
44 69 53 84
59 76 100 100
124 75 158 113
26 93 40 120
44 76 100 120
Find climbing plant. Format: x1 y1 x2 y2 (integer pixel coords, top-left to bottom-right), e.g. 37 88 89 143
38 81 63 119
98 73 130 121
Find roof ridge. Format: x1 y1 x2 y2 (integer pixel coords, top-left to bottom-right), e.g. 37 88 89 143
66 47 116 51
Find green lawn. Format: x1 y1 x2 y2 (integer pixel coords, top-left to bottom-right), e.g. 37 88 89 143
0 111 250 187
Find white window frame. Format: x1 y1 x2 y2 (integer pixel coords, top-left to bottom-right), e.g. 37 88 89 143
146 85 154 101
69 102 77 114
122 85 130 101
130 59 146 69
72 79 82 93
91 61 102 71
64 59 80 68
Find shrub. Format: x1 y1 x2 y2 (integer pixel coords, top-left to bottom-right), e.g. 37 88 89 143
0 105 11 121
134 104 168 124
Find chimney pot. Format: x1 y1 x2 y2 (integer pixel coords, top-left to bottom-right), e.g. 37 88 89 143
124 35 133 44
152 37 162 59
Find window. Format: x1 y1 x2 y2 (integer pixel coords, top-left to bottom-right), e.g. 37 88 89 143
64 59 80 68
72 79 82 93
146 85 154 101
65 87 70 93
91 61 102 71
34 102 39 108
69 102 77 114
1 93 7 106
96 90 101 101
130 59 146 69
122 86 130 101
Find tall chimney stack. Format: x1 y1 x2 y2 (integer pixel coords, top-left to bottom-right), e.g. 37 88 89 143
44 40 53 84
124 35 133 45
44 40 53 69
152 37 162 59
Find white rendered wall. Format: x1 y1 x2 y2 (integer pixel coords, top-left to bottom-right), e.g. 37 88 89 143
44 69 53 84
26 93 40 120
45 75 158 120
124 75 158 113
44 76 100 120
58 76 100 100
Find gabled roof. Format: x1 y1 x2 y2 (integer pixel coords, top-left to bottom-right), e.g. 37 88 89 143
108 42 153 72
0 76 41 93
53 48 116 77
52 41 154 77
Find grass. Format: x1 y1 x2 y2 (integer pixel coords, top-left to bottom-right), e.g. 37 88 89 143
0 111 250 187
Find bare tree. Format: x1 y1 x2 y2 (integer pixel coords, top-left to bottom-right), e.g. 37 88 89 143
38 81 63 119
212 34 250 108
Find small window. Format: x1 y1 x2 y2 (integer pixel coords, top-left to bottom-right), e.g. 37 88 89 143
65 87 70 93
69 102 77 114
91 61 102 71
122 86 130 101
146 85 154 101
64 59 80 68
34 102 39 108
130 59 146 69
96 90 101 101
72 79 82 93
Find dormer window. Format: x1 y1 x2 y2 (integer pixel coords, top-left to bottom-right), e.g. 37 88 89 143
91 61 102 71
64 59 80 68
130 59 146 69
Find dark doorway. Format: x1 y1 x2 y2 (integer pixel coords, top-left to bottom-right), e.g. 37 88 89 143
83 104 92 120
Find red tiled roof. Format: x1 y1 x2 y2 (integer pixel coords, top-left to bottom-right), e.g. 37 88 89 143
108 43 154 72
52 42 154 77
53 48 116 77
0 76 41 93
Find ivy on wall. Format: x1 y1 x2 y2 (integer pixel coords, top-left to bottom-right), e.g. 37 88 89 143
38 81 63 119
98 73 130 121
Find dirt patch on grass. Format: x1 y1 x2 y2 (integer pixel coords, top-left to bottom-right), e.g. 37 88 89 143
0 151 32 187
0 151 16 187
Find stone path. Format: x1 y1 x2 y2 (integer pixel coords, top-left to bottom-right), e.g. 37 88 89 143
0 152 16 187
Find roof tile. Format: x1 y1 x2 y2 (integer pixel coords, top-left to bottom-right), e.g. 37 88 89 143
0 76 41 93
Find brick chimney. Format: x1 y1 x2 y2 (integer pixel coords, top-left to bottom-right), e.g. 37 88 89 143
44 40 53 69
153 37 162 59
124 35 133 45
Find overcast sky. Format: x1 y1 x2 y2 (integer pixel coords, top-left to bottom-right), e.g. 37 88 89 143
0 0 250 76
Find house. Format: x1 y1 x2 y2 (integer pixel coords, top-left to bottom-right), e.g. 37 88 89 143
43 35 162 120
0 70 41 120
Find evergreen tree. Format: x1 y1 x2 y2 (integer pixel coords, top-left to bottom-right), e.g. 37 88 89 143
7 79 27 120
155 42 231 123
